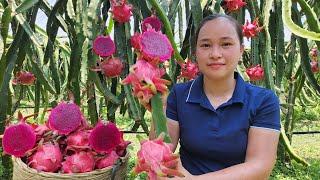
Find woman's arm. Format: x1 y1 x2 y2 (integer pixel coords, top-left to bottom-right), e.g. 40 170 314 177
176 127 280 180
149 118 180 153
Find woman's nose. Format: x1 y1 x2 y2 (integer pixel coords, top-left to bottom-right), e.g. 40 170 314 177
209 46 222 59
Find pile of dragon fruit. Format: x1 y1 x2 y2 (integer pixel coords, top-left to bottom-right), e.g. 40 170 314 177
2 102 130 173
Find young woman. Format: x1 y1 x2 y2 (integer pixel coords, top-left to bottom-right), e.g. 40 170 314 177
163 14 280 179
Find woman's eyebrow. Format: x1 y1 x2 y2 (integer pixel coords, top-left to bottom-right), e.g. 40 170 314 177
198 38 210 42
220 36 234 40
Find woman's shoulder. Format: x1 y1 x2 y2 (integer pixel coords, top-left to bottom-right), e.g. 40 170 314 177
171 79 196 94
244 83 278 102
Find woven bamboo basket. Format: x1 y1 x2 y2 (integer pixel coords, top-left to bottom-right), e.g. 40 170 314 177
12 152 129 180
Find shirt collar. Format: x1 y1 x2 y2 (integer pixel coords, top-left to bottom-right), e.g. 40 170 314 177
186 72 246 105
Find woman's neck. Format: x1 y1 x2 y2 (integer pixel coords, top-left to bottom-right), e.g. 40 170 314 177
203 74 236 98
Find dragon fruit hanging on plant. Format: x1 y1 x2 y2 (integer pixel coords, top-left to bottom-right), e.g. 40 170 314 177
12 71 36 85
246 64 265 81
123 27 173 110
242 19 263 39
178 59 199 80
109 0 132 23
222 0 246 12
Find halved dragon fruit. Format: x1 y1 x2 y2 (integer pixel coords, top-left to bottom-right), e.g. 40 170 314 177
140 29 173 63
47 102 83 135
89 121 122 153
61 151 95 173
142 15 162 32
2 119 36 157
93 35 116 57
134 133 184 179
28 143 63 172
95 151 119 169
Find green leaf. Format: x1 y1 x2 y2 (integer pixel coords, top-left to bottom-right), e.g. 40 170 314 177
0 7 12 88
66 0 75 19
282 0 320 41
0 6 11 48
94 74 120 105
15 0 39 14
190 0 202 31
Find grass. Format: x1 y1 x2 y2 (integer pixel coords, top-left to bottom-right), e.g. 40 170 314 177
270 134 320 180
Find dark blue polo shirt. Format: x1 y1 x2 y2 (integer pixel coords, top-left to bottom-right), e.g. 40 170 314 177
166 72 281 175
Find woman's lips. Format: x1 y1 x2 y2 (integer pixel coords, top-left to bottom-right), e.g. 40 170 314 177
207 63 225 69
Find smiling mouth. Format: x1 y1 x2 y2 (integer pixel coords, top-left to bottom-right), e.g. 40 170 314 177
207 63 225 69
208 63 225 66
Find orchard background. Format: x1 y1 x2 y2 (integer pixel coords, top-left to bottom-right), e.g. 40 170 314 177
0 0 319 179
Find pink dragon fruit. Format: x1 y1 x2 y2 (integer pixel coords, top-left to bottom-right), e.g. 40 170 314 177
223 0 246 12
61 151 95 173
32 124 50 141
66 130 90 151
110 1 132 23
121 60 170 110
93 35 116 57
89 121 122 153
142 15 162 32
178 59 199 80
95 151 119 169
91 58 123 78
310 48 318 61
12 71 36 85
47 102 84 135
140 29 174 64
130 32 141 50
2 116 36 157
311 61 319 73
134 134 184 179
115 132 131 156
28 143 62 172
246 64 264 81
242 19 263 39
109 0 125 6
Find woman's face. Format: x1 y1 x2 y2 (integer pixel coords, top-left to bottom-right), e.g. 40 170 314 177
196 17 244 80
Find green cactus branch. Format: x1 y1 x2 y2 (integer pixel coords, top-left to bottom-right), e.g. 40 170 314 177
261 0 274 90
280 128 310 166
282 0 320 41
147 0 184 64
151 93 171 143
295 0 320 49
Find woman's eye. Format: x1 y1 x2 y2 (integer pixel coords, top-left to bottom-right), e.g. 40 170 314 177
222 42 232 47
200 44 210 48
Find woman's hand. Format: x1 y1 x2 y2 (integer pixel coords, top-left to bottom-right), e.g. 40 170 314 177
158 159 194 180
